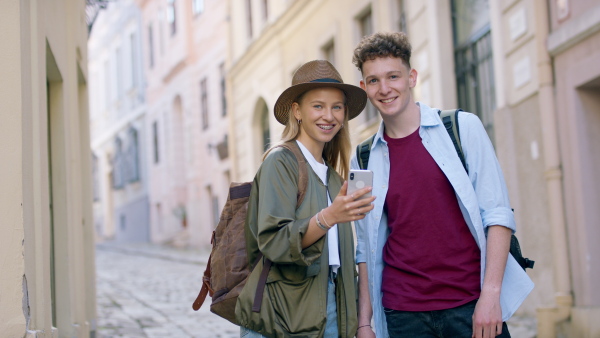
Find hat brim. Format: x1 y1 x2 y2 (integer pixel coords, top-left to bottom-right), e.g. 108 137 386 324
274 82 368 125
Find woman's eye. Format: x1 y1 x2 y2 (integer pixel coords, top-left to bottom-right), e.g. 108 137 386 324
313 105 322 109
333 105 343 110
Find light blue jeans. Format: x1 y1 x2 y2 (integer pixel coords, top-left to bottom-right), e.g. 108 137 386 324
240 274 338 337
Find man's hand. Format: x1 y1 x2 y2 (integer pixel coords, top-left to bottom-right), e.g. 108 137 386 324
473 225 511 338
472 288 503 338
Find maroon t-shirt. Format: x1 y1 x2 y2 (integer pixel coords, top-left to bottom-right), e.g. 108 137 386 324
382 128 481 311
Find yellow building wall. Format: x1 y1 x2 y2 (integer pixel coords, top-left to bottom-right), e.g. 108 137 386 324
0 0 96 337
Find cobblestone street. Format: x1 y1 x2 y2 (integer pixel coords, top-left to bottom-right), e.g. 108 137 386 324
96 242 537 338
96 242 239 338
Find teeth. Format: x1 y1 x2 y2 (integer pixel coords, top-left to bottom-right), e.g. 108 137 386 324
381 98 395 103
318 125 334 130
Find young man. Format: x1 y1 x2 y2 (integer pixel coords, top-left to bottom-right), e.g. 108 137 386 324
350 32 533 338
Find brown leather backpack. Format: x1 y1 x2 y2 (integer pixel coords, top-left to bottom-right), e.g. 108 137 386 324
192 142 308 324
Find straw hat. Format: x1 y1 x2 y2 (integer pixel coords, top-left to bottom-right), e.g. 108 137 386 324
274 60 367 125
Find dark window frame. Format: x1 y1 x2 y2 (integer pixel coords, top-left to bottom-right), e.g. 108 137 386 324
201 78 209 130
152 121 160 164
451 0 496 143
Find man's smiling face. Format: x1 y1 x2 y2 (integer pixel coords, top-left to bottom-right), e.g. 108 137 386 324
360 56 417 119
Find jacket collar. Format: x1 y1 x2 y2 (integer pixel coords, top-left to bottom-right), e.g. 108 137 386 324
372 101 441 148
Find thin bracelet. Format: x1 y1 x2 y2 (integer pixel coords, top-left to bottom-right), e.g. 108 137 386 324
321 210 332 228
315 212 330 231
357 324 371 330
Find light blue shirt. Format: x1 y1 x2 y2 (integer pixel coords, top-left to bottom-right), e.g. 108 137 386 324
351 102 534 338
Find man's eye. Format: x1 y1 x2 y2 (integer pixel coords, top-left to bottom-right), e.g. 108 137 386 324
390 75 398 79
369 79 377 84
313 105 322 109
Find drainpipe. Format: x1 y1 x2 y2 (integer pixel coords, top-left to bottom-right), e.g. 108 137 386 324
533 1 573 336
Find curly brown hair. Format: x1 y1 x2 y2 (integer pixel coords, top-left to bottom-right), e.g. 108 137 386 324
352 31 412 72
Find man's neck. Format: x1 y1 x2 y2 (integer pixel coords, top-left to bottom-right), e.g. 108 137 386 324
382 101 421 139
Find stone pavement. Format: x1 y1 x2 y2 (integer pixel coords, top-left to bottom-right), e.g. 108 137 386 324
96 241 537 338
96 241 239 338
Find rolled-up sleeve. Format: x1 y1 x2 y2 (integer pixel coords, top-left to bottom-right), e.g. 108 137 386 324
461 113 516 233
255 150 324 266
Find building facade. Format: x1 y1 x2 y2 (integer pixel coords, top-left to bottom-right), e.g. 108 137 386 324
89 0 150 243
227 0 600 336
0 0 97 337
136 0 231 248
544 0 600 336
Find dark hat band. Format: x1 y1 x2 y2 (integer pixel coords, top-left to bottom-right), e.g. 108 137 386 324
309 78 341 83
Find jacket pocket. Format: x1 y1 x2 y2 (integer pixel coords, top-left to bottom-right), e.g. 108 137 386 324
267 277 325 335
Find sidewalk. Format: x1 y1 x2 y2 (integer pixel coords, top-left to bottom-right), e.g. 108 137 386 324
96 241 211 266
95 241 537 337
95 241 238 338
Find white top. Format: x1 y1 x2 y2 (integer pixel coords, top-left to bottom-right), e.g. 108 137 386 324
296 140 340 274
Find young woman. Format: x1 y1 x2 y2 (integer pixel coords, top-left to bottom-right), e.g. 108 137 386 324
235 60 376 338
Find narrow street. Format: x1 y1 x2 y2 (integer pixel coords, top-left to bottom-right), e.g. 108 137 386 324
95 242 239 338
96 242 537 338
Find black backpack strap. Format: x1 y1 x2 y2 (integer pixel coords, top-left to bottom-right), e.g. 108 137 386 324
355 134 376 170
438 109 467 172
439 109 535 270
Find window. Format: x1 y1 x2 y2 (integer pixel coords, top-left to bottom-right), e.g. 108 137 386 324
261 104 270 151
167 0 177 36
396 0 407 32
104 60 110 109
153 121 160 163
127 127 140 182
192 0 204 15
148 24 154 68
207 186 219 228
220 63 227 116
452 0 495 142
158 10 165 54
359 9 373 38
358 9 377 122
92 153 100 201
262 0 269 22
201 78 209 129
246 0 253 38
322 40 335 66
129 33 137 89
116 46 123 99
112 137 125 189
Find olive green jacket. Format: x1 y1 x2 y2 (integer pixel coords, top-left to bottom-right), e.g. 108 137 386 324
235 145 358 338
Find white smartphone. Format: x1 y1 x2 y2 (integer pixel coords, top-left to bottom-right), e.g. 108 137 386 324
348 169 373 200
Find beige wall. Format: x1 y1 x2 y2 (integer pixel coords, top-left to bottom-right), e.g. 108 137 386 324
0 0 96 337
550 2 600 336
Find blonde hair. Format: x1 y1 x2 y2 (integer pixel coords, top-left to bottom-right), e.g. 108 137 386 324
264 90 351 179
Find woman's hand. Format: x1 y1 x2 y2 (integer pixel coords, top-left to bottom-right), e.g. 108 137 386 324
322 181 375 225
357 326 376 338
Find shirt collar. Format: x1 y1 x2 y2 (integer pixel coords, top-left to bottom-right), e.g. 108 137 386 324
371 102 441 148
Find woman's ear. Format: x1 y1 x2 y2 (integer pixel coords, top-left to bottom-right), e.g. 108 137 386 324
292 102 301 120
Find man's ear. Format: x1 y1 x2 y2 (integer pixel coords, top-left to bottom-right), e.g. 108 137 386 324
360 80 366 91
409 68 418 88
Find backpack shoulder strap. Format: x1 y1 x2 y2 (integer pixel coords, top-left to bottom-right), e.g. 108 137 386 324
279 141 308 208
439 109 467 172
355 134 376 170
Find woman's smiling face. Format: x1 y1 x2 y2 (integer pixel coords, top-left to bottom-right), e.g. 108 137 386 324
293 87 346 150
